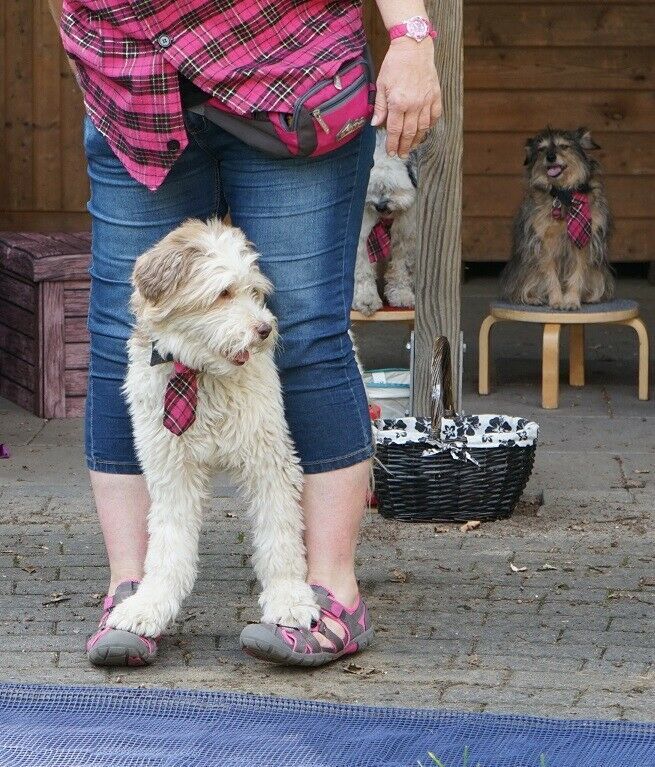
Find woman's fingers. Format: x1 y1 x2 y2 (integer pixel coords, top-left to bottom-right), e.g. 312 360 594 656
370 87 388 128
385 101 404 156
430 93 442 127
397 109 419 158
410 104 432 150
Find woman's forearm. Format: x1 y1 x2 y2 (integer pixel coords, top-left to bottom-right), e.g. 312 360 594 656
369 0 441 156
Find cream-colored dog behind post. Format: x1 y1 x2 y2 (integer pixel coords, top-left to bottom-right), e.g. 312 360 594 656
105 218 319 637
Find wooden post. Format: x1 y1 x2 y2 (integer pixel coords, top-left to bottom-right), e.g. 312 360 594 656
412 0 463 415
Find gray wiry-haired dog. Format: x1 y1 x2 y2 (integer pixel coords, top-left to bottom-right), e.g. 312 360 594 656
353 130 418 315
501 127 614 310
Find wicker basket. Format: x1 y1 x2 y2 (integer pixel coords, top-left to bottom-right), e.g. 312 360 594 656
373 338 538 523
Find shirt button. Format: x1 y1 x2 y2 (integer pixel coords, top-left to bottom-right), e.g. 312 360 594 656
157 34 172 48
167 139 180 151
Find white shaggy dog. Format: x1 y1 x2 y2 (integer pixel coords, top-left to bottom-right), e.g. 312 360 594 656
352 129 418 315
106 218 319 638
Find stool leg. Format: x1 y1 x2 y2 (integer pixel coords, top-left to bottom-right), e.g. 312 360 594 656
620 318 650 400
478 315 498 395
542 323 561 409
569 325 585 387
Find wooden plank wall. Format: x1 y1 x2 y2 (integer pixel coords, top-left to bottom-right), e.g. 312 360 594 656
2 1 653 265
463 0 655 262
1 0 89 231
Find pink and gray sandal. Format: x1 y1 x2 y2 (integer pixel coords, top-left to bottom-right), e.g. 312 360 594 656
86 580 158 667
239 584 374 667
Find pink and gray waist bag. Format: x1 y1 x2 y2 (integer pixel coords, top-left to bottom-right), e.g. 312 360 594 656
189 51 375 158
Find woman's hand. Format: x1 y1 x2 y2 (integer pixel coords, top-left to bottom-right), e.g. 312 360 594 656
371 37 442 157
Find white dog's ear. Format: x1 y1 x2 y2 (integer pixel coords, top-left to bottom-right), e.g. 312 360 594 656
133 219 205 303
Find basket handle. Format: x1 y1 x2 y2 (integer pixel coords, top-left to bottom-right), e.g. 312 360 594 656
430 336 455 437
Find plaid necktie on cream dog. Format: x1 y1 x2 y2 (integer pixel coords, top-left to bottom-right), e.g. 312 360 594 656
150 344 198 435
366 217 393 263
163 362 198 436
551 190 592 249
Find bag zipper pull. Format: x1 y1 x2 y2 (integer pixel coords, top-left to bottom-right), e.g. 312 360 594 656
311 108 330 134
334 73 343 90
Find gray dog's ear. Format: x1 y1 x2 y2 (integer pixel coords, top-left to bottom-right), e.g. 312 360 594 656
576 128 600 151
405 150 419 188
523 138 536 166
133 219 205 303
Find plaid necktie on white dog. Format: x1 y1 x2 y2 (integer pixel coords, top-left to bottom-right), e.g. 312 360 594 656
366 217 393 263
150 343 199 436
163 362 198 436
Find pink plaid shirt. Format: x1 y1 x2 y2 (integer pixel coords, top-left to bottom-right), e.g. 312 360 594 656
61 0 366 189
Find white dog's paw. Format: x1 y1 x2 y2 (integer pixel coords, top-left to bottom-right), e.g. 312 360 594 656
105 595 173 637
260 580 320 628
385 284 415 309
353 284 383 316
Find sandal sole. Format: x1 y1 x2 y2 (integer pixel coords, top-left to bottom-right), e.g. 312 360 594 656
87 634 157 668
240 624 375 667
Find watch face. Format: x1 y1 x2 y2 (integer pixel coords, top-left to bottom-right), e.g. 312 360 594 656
406 16 428 40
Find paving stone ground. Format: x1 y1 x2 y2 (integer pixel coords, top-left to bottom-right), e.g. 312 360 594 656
0 277 653 722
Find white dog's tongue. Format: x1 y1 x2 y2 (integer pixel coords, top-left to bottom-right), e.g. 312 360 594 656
547 165 563 178
232 350 250 365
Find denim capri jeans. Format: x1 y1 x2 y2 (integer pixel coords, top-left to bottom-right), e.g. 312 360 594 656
83 112 376 475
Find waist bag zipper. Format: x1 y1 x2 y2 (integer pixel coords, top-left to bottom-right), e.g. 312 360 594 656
312 109 331 134
292 57 369 131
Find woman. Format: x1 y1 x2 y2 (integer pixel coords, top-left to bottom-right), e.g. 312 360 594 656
50 0 441 667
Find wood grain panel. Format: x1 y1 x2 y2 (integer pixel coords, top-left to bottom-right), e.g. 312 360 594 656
0 378 35 411
0 323 35 364
0 299 35 336
60 52 88 212
465 48 654 91
0 211 91 232
0 349 35 390
65 342 90 370
33 0 62 210
0 273 36 311
414 0 463 414
464 176 655 219
64 288 90 316
465 0 653 4
0 4 6 212
64 315 89 343
64 368 87 397
464 132 655 176
5 0 34 209
38 282 66 417
465 91 655 133
463 217 654 262
464 5 655 47
65 396 85 417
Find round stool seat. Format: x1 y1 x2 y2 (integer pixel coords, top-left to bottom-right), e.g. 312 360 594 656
489 298 639 324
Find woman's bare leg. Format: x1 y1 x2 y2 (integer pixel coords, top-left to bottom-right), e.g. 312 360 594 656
303 460 369 607
90 470 150 594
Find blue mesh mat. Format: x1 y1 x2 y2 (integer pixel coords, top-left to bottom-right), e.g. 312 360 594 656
1 683 653 767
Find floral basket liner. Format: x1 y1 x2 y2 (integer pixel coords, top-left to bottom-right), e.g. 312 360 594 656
373 414 539 449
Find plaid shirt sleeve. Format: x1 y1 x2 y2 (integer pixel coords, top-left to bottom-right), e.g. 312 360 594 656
60 0 366 190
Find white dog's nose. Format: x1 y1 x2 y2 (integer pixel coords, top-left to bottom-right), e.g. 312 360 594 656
256 321 272 340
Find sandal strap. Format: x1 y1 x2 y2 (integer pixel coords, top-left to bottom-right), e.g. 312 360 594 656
271 585 370 656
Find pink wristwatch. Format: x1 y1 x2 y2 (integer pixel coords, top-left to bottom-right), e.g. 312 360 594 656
388 16 438 42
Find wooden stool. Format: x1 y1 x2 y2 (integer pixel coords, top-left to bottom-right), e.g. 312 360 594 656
350 307 415 326
478 299 650 409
